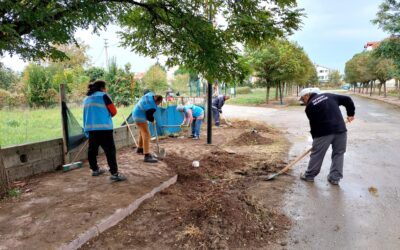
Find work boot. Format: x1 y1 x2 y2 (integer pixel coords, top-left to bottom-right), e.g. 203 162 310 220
192 136 200 140
110 173 127 181
300 172 314 182
327 176 339 185
136 147 144 155
92 168 106 177
188 135 195 138
144 154 158 163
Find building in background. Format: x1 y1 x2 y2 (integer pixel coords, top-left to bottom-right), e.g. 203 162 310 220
364 41 380 51
315 64 332 84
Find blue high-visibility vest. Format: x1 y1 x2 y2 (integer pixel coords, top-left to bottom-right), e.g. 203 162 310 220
132 92 157 122
184 104 204 118
83 91 113 132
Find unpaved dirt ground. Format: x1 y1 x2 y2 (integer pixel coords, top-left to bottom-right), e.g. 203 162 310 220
0 148 173 250
81 120 293 249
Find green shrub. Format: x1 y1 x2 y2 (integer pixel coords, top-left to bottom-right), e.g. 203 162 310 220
0 89 11 108
236 86 252 94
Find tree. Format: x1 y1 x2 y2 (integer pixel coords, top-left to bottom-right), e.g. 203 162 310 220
328 70 342 86
0 1 115 60
142 64 168 94
0 62 19 91
85 67 106 82
23 64 58 107
372 0 400 35
248 39 314 104
117 1 303 83
172 73 190 94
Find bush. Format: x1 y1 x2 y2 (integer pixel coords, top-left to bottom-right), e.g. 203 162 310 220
236 86 252 94
0 89 11 108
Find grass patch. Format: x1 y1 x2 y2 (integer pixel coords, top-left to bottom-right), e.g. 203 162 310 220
227 88 277 105
7 188 21 198
0 105 134 147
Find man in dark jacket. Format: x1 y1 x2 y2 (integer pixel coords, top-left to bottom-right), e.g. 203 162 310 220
299 88 355 185
212 95 230 127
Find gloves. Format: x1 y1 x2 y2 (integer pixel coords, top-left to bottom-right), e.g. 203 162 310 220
218 109 222 114
180 124 184 128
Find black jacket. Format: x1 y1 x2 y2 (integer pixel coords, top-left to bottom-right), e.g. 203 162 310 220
305 93 355 138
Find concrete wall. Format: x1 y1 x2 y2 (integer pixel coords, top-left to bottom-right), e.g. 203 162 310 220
1 125 138 181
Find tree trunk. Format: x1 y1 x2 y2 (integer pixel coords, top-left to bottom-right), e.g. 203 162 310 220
297 85 299 96
0 148 9 198
275 84 278 101
384 82 387 98
266 86 270 104
279 82 283 105
378 84 382 96
370 81 373 96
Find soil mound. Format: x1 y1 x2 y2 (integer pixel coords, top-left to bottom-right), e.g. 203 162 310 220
228 131 273 146
230 120 274 133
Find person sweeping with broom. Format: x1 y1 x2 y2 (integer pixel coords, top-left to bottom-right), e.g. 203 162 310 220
83 80 126 181
132 91 163 163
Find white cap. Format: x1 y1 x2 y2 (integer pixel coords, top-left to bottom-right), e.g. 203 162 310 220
176 105 184 111
299 87 321 100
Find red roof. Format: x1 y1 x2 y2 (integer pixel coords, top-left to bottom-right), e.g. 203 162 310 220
364 41 380 49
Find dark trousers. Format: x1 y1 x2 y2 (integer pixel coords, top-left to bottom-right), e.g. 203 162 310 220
88 130 118 175
212 107 220 126
305 132 347 181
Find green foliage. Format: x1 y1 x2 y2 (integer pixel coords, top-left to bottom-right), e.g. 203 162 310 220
228 88 277 105
246 39 314 103
105 57 135 106
86 67 106 82
7 188 21 198
172 73 189 94
0 89 11 108
142 64 168 94
0 1 115 60
117 0 303 83
328 70 342 86
372 0 400 35
23 64 58 107
236 87 252 95
0 63 19 91
374 37 400 75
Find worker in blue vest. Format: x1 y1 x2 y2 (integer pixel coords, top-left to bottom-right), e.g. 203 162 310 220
132 91 163 163
176 104 204 140
83 80 126 181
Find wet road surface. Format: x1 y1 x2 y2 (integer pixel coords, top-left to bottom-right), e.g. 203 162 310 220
224 95 400 249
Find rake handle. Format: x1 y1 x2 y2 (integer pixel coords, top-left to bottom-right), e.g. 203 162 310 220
122 114 139 148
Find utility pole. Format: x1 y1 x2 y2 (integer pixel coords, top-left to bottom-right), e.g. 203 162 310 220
104 39 109 68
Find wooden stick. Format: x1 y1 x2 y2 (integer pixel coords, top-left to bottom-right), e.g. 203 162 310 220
70 140 89 163
122 114 139 147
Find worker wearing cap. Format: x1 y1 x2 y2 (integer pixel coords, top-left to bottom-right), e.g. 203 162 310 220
299 88 355 185
212 95 230 127
132 91 163 163
176 104 204 140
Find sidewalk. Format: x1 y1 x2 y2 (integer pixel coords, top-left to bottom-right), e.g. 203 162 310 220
350 92 400 107
0 147 176 250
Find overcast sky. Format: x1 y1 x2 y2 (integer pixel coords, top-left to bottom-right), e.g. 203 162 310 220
0 0 388 73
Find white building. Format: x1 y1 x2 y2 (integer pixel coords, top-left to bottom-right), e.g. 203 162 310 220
315 64 332 83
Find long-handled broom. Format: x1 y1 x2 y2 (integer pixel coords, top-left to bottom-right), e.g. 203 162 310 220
63 140 88 172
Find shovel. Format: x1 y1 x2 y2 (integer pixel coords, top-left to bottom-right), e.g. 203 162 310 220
264 120 351 181
264 147 312 181
153 122 166 159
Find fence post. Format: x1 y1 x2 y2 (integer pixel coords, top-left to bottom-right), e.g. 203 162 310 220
0 147 9 197
60 84 68 165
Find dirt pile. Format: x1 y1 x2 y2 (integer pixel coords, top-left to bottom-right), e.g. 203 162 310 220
230 120 276 133
81 121 291 250
228 131 273 146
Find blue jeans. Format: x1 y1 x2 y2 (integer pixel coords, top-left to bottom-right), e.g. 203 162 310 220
191 118 203 137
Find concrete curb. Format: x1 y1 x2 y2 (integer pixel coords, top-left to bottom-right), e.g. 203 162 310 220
59 174 178 250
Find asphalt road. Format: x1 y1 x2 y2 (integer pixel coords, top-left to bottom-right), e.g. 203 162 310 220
224 95 400 250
